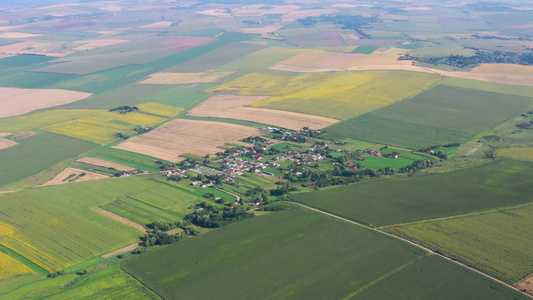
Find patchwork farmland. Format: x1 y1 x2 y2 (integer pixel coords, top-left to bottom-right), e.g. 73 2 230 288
0 0 532 298
327 84 533 148
188 95 339 130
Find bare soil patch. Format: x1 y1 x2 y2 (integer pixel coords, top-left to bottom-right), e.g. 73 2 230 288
0 32 42 39
93 207 148 233
113 119 260 162
241 25 282 34
70 39 129 51
331 4 358 8
0 87 92 119
516 274 533 295
0 132 11 138
189 95 338 130
101 243 141 259
139 71 234 84
76 157 135 172
0 138 17 150
0 41 70 57
471 64 533 76
140 21 172 29
10 130 37 141
40 168 108 187
198 9 231 16
273 48 411 71
403 6 432 11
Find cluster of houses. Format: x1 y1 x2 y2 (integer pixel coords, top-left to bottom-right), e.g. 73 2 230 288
117 169 149 177
364 149 399 159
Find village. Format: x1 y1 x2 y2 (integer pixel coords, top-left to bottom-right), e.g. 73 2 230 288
156 126 438 197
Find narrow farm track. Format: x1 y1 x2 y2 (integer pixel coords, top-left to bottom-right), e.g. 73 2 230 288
293 202 533 299
214 187 240 202
378 201 533 230
93 207 148 233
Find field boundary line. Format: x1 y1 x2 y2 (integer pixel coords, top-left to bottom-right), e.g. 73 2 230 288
121 267 165 300
126 196 185 218
342 255 427 300
292 201 533 299
92 207 148 233
0 244 48 275
378 201 533 230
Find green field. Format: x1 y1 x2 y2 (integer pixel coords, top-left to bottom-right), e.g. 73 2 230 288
101 199 181 226
91 148 173 172
292 159 533 226
353 255 528 300
123 203 428 299
387 204 533 283
47 65 159 94
355 155 415 169
61 84 179 110
327 84 533 148
126 181 201 215
0 175 213 272
190 187 237 202
144 83 214 109
0 55 55 68
351 45 379 54
165 42 264 72
0 132 97 188
43 267 161 300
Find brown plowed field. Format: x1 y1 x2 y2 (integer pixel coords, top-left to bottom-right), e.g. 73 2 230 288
113 119 260 162
0 41 71 57
101 243 141 259
40 168 108 187
516 274 533 295
0 138 17 150
76 157 135 172
189 95 339 130
0 87 92 119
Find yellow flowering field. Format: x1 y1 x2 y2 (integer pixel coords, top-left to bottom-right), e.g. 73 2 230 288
207 71 440 120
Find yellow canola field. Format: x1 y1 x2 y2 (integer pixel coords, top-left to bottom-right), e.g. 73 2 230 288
45 118 131 144
207 71 440 120
0 109 98 132
43 111 165 144
0 251 33 279
136 102 183 117
0 222 34 280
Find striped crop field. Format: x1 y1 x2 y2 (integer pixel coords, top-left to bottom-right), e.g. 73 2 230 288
386 204 533 283
0 244 34 280
44 110 166 144
0 176 206 272
44 267 161 299
207 71 440 120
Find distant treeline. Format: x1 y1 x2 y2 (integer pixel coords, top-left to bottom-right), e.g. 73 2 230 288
403 51 533 68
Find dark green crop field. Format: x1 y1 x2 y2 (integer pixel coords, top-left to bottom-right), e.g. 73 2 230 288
292 159 533 226
0 132 97 187
327 84 532 149
352 255 529 300
122 203 427 300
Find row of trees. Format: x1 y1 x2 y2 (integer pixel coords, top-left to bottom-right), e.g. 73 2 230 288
184 202 254 228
